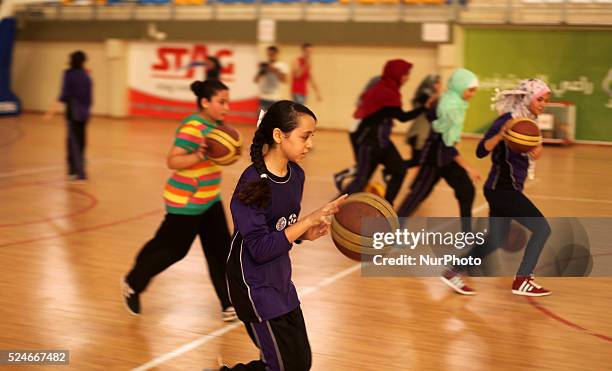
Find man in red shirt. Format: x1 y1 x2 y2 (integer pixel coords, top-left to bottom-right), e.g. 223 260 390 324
290 43 321 105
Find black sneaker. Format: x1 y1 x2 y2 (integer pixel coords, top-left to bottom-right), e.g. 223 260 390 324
203 356 228 371
121 278 140 315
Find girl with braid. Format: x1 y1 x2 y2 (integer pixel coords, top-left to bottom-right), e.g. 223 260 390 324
122 80 236 321
223 100 346 371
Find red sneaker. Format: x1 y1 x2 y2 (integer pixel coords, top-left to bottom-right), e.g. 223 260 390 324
512 275 551 297
440 270 476 295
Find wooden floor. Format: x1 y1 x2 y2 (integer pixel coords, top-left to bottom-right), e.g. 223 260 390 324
1 113 611 370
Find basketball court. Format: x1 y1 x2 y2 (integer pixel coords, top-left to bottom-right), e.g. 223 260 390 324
1 113 610 370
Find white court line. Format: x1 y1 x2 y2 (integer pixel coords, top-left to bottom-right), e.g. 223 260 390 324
132 174 547 369
4 160 612 207
132 323 243 371
132 199 491 371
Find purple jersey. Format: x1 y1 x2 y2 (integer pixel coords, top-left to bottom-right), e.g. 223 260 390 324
227 162 305 322
59 69 92 122
477 112 530 191
420 105 460 167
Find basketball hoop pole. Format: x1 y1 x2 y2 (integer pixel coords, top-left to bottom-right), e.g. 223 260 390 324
1 0 56 116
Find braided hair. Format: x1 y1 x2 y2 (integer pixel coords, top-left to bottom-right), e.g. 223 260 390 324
237 100 316 208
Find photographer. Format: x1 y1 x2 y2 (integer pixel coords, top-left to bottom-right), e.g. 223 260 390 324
254 45 288 111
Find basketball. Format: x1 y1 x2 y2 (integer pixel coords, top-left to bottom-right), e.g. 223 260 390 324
206 124 243 166
331 192 399 261
504 118 541 153
501 221 528 253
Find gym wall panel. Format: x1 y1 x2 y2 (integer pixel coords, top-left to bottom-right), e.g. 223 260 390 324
464 27 612 142
12 41 110 116
274 44 438 130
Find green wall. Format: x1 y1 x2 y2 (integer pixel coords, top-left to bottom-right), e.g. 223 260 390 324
464 28 612 142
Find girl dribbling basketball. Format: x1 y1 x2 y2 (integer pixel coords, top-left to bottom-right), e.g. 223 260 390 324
223 100 346 371
441 78 552 297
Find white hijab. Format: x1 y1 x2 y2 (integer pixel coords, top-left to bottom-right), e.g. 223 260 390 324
492 79 551 119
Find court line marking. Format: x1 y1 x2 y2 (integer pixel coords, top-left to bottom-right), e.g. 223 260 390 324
526 296 612 343
0 183 98 228
5 160 609 364
2 160 612 206
132 200 492 371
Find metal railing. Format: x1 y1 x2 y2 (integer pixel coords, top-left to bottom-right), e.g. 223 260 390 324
14 0 612 25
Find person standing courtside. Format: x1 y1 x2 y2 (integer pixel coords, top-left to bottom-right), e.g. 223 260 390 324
290 43 321 105
45 50 93 183
254 46 289 111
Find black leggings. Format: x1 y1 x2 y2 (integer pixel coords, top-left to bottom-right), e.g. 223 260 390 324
397 161 475 232
126 201 232 309
224 307 311 371
454 188 551 277
403 135 423 169
342 142 406 204
67 120 87 179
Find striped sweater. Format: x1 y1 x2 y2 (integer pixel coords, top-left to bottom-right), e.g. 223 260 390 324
163 114 222 215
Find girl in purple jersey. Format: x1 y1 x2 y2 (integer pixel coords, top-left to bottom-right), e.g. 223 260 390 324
223 100 346 371
441 79 552 297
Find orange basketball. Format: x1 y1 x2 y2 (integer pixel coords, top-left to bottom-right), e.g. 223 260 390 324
501 222 528 253
206 124 243 166
504 118 541 153
331 192 399 261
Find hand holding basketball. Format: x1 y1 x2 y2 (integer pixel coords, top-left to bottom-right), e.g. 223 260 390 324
195 140 208 160
503 118 541 153
302 221 330 241
502 118 514 134
307 194 348 226
302 194 347 241
205 124 243 165
529 143 543 160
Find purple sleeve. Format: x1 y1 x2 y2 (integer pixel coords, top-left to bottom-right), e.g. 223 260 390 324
476 114 510 159
59 71 70 103
231 197 292 265
447 145 459 159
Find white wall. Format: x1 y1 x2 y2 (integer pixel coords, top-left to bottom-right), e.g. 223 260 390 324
12 41 111 116
12 40 449 129
273 44 439 129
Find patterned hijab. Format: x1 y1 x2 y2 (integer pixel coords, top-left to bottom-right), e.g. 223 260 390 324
492 79 551 119
432 68 479 147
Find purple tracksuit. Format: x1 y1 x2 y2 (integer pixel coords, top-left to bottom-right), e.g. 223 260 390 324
477 112 529 191
455 113 551 277
226 162 311 371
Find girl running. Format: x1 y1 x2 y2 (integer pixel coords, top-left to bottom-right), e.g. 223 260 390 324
397 68 481 235
224 100 346 371
441 78 552 297
404 74 441 169
341 59 432 204
122 80 236 321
